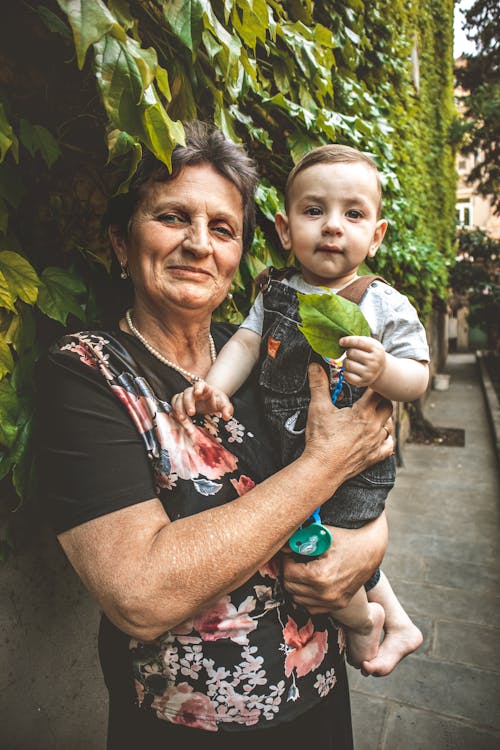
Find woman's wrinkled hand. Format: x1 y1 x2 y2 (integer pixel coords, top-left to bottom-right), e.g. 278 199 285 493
281 515 388 613
303 363 393 482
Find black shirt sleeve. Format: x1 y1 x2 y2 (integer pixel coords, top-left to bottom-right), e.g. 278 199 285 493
37 350 157 534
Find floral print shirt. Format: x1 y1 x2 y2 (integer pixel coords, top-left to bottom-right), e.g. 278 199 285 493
40 325 346 733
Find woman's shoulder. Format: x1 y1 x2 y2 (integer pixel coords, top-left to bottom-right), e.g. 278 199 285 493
49 329 115 354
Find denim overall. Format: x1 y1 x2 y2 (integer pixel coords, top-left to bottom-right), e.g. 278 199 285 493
258 269 396 589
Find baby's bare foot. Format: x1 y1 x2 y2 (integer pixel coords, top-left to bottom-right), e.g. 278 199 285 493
346 602 385 668
360 621 423 677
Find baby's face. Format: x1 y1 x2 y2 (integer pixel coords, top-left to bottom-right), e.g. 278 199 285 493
276 161 387 289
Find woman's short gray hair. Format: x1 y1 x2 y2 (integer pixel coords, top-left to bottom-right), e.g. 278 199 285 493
106 121 259 252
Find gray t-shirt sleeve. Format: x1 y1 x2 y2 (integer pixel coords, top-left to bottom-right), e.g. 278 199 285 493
360 282 430 362
240 292 265 336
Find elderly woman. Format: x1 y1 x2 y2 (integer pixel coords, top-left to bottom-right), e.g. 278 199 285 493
38 122 393 750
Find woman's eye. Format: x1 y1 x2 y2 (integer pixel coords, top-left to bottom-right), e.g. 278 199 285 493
158 213 186 224
212 224 233 238
346 209 362 219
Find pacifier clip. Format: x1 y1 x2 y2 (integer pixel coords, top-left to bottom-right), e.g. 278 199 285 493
288 357 345 559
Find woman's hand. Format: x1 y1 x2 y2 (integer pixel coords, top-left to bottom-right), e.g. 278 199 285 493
303 363 394 482
281 514 388 613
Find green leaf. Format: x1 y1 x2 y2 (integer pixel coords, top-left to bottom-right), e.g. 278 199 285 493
0 376 18 450
155 66 172 101
37 267 86 325
3 305 36 354
140 90 185 169
36 5 73 40
255 181 283 222
19 120 62 169
0 270 16 312
162 0 205 53
0 451 13 483
0 333 14 380
57 0 125 69
0 101 19 163
297 291 370 360
94 35 144 131
0 252 40 305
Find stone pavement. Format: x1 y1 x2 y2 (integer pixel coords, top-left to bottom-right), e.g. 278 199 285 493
348 353 500 749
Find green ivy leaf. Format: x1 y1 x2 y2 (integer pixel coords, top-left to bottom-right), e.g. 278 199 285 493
19 119 62 169
94 35 144 131
0 251 40 305
37 267 86 325
162 0 205 53
141 89 185 169
0 101 19 163
3 305 36 355
57 0 125 69
297 291 370 360
36 5 73 40
0 378 19 449
0 270 16 312
0 451 13 483
0 333 14 380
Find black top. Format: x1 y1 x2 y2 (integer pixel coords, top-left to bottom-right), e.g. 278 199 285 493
37 324 348 734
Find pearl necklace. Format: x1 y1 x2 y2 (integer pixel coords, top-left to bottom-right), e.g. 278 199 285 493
125 309 216 383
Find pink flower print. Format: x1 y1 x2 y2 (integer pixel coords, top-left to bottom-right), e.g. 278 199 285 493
230 475 255 496
337 625 346 654
154 411 238 481
134 679 145 707
152 683 218 732
111 386 155 434
283 616 328 678
68 343 99 369
258 554 281 580
193 595 257 645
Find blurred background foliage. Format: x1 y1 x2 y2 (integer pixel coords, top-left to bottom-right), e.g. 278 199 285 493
0 0 456 550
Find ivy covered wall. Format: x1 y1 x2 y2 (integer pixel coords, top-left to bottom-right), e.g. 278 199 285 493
0 0 456 538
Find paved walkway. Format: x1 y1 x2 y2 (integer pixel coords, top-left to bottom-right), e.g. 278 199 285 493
349 353 500 749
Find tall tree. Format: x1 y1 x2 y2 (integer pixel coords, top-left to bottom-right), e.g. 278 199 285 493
455 0 500 212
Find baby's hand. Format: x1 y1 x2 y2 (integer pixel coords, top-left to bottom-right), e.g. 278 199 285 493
171 380 234 427
339 336 386 388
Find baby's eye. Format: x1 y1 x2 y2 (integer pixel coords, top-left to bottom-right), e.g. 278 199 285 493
304 206 323 216
346 209 363 219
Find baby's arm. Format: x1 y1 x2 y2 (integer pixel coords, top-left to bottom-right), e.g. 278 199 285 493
171 328 261 424
206 327 261 396
339 335 429 402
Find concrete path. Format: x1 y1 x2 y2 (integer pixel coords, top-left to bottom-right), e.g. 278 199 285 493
349 353 500 749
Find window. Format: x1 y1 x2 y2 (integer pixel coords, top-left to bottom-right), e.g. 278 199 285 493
456 202 473 227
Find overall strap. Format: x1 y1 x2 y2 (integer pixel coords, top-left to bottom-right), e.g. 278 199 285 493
337 275 387 305
255 265 297 292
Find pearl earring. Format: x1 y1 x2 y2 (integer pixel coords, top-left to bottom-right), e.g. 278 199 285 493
120 264 129 280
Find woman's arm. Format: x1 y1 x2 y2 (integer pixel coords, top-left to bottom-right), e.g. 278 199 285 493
281 513 388 613
57 364 393 641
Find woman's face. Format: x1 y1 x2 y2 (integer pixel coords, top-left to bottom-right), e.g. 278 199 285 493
112 164 244 317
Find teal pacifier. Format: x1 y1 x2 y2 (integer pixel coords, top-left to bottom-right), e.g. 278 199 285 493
288 510 332 558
